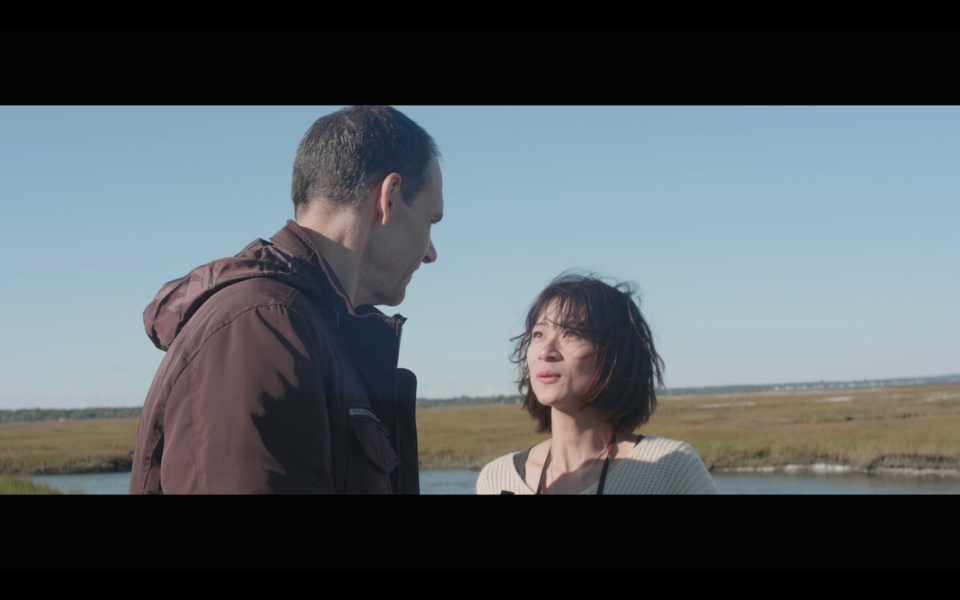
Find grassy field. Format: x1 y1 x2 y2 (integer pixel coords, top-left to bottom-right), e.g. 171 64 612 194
416 383 960 472
0 477 63 494
0 418 137 476
1 383 958 477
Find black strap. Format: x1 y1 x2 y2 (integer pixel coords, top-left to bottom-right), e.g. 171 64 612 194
513 448 531 479
536 448 552 495
595 433 617 495
500 448 532 495
598 434 644 495
597 434 644 495
596 453 612 495
522 434 644 495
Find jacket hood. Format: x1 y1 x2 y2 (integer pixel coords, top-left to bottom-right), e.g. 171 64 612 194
144 220 373 351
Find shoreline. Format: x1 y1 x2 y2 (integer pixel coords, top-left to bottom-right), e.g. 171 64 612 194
6 383 960 480
12 463 960 480
713 463 960 478
0 459 132 477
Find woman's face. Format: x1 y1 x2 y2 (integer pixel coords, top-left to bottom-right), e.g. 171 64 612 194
526 301 598 411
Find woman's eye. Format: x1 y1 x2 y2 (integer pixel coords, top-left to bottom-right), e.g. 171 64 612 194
532 331 542 339
564 330 580 338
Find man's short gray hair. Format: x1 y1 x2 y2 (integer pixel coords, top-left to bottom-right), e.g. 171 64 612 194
291 106 440 215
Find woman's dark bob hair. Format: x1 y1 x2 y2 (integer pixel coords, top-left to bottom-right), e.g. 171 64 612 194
513 273 664 435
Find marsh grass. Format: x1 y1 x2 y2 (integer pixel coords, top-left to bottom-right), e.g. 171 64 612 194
0 418 138 475
416 384 960 472
2 384 959 477
0 477 63 494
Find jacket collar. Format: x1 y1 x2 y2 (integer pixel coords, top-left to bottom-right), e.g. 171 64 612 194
272 221 407 418
270 220 405 335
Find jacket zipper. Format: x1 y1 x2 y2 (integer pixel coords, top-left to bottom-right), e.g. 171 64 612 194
348 407 390 437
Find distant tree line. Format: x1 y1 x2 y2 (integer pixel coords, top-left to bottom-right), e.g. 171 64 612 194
0 407 142 423
417 395 523 409
3 374 958 420
660 374 960 397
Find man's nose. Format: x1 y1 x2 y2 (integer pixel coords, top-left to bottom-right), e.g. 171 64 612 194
423 239 437 264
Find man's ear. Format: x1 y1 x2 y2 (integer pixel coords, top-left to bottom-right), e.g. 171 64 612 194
374 173 403 227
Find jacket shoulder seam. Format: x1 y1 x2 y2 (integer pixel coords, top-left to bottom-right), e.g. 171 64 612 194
184 287 305 366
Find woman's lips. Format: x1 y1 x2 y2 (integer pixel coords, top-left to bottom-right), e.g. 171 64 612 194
537 373 560 383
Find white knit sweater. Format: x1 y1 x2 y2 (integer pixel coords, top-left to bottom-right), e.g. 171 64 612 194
476 435 719 495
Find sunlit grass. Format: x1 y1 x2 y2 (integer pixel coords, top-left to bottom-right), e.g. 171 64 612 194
3 384 959 476
0 477 63 494
0 418 138 475
416 384 960 472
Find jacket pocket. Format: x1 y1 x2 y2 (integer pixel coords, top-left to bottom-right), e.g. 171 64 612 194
348 408 401 474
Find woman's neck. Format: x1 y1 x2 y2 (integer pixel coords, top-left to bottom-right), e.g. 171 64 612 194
548 407 614 472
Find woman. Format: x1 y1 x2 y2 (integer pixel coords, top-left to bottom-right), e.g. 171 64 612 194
476 274 718 495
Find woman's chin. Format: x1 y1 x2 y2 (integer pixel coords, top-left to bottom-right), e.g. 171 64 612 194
534 392 577 410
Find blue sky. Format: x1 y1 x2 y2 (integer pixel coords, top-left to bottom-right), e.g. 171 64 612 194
1 106 957 409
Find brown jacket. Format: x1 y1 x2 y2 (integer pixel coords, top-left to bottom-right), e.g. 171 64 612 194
129 220 419 494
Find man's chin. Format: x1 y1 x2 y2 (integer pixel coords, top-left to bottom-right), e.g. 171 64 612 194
371 288 406 308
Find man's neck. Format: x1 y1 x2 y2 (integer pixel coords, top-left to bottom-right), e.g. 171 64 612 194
296 206 367 308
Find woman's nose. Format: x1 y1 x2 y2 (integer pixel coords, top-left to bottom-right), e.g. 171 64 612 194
539 340 560 360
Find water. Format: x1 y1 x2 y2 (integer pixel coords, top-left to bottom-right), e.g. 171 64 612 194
30 470 960 494
712 472 960 494
32 472 132 495
419 470 479 494
29 471 482 495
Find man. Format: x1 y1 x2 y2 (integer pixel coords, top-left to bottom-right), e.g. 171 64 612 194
129 106 443 494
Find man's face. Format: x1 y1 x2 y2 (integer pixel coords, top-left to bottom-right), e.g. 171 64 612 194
364 157 443 306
